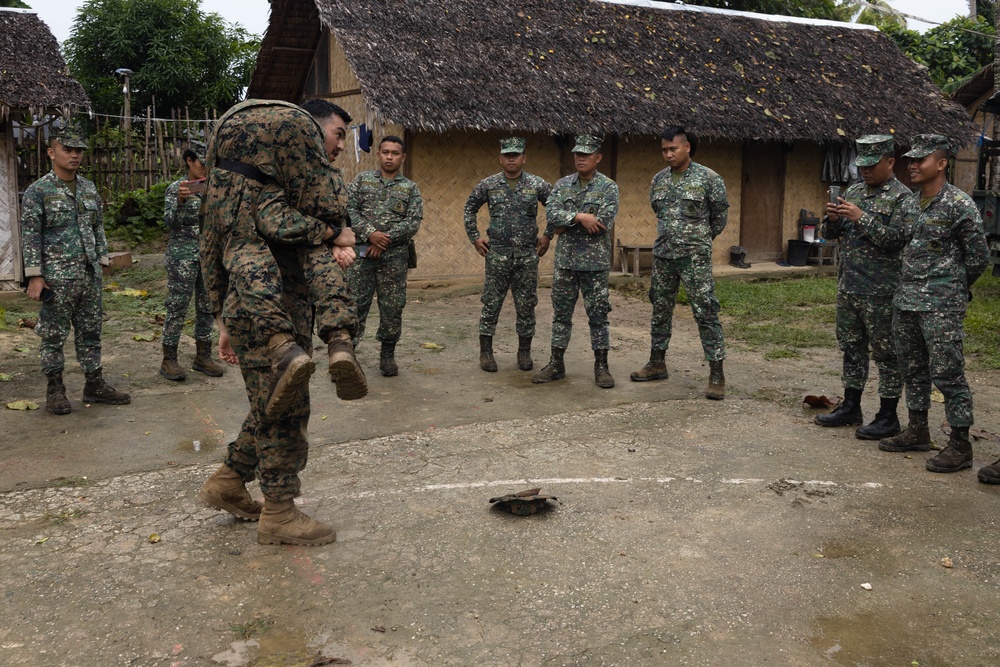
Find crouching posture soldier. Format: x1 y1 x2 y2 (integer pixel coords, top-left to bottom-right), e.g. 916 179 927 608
464 136 553 372
197 100 357 546
532 135 618 388
630 126 729 399
815 135 909 438
159 140 224 381
878 135 989 475
21 123 131 414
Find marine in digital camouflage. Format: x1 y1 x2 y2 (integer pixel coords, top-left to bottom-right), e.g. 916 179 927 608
546 170 618 271
201 99 348 500
464 170 553 337
892 181 989 427
347 169 423 345
821 147 911 397
545 168 618 350
21 170 109 376
647 162 728 361
162 178 214 346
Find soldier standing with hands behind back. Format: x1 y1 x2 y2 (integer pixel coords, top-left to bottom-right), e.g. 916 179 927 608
21 123 131 415
464 137 553 372
630 126 729 400
877 135 989 476
815 135 910 439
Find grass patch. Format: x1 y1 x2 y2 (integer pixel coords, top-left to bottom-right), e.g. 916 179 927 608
764 348 802 361
231 616 274 639
967 272 1000 370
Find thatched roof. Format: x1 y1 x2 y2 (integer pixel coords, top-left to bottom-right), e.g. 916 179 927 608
250 0 976 145
0 9 89 118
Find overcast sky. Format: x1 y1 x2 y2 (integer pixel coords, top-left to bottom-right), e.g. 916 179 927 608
15 0 979 44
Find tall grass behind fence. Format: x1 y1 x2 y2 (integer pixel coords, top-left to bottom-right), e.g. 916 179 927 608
14 108 218 205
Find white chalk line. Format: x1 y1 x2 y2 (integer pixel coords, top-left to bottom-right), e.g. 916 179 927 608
346 476 883 499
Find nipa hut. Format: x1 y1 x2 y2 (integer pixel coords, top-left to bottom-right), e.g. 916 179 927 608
950 64 994 194
248 0 975 278
0 8 89 292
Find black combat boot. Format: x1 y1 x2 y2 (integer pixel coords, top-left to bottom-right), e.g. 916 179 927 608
479 335 498 372
517 336 533 371
159 343 187 381
705 359 725 400
855 397 900 440
878 409 932 452
380 341 399 377
814 387 863 427
926 426 974 473
594 349 615 389
45 371 71 415
531 347 565 384
630 349 668 382
192 339 225 377
978 458 1000 484
83 370 131 405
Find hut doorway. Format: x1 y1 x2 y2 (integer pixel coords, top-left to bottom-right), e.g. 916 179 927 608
739 141 786 262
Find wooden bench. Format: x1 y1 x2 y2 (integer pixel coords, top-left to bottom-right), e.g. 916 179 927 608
617 242 655 276
808 242 839 267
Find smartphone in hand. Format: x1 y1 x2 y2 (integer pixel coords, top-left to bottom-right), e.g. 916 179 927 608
828 186 841 203
184 178 207 195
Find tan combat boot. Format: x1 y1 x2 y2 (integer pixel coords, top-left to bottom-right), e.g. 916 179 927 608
594 349 615 389
878 410 932 452
265 333 315 419
257 496 336 546
327 328 367 400
630 349 668 382
160 344 187 381
192 339 224 377
197 464 263 520
926 426 974 473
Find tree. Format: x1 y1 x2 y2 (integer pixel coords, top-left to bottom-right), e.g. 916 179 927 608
0 0 31 8
685 0 852 21
881 16 995 91
64 0 260 116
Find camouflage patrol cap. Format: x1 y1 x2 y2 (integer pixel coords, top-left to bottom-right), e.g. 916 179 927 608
904 134 950 159
854 134 894 167
49 122 88 150
189 140 207 163
571 134 603 154
500 137 526 154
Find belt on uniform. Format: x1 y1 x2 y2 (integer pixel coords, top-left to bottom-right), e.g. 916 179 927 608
216 158 274 185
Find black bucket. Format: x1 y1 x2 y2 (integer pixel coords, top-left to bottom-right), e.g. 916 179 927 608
787 240 811 266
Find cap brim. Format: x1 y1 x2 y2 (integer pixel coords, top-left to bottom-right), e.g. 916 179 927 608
854 156 880 167
572 146 596 154
500 149 522 155
903 149 931 158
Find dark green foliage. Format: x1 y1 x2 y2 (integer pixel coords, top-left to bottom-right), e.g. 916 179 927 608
64 0 260 115
881 16 995 91
0 0 31 8
105 181 170 246
685 0 850 21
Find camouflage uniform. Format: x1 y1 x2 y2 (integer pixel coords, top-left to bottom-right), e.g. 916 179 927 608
464 169 552 338
648 162 729 361
347 170 423 345
822 175 911 398
162 177 214 346
545 169 618 351
21 170 109 376
893 181 989 428
201 99 349 501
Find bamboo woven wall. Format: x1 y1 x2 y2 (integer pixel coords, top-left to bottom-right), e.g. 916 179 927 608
1 119 20 289
615 137 743 266
407 131 561 279
783 142 827 247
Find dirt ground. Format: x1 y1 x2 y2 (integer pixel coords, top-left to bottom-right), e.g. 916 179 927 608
1 265 999 666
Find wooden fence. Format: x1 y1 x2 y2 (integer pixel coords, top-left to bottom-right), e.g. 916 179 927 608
14 108 218 203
